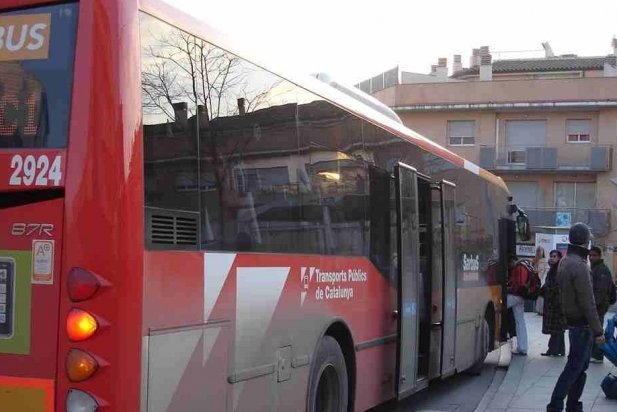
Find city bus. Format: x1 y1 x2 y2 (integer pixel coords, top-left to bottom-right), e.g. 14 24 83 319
0 0 523 410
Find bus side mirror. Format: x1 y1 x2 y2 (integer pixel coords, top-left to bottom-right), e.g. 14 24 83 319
516 212 531 241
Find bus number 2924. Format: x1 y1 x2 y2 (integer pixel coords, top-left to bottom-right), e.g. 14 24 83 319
9 154 63 187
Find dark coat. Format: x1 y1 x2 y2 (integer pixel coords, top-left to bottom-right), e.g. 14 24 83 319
556 245 603 336
540 264 566 334
591 260 616 314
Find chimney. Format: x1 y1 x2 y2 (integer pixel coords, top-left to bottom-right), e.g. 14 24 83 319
613 37 617 56
453 54 463 74
542 42 555 58
436 57 448 80
430 64 437 75
604 54 617 77
172 102 188 128
237 98 246 115
479 49 492 81
470 48 480 68
197 105 209 128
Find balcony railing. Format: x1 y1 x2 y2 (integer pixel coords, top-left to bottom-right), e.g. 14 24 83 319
479 145 613 172
523 207 611 237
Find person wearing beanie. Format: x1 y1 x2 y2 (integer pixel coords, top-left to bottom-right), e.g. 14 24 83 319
547 223 605 412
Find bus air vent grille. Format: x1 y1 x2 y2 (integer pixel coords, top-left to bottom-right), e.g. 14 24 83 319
145 207 199 250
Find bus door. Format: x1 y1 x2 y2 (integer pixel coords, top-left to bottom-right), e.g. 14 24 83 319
427 183 443 380
439 181 457 378
426 180 457 380
394 163 423 399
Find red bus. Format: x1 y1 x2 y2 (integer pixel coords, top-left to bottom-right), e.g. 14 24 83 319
0 1 522 411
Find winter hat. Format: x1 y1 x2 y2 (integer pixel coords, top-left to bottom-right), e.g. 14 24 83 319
569 222 591 246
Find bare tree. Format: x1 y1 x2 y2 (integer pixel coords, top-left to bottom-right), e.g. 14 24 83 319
141 28 279 123
142 25 285 246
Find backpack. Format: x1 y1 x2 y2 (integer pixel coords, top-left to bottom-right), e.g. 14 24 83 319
514 260 541 300
601 373 617 399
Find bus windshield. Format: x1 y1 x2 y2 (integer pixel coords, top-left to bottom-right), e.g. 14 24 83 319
0 2 78 149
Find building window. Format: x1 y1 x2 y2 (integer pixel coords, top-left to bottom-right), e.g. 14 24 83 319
507 181 542 209
448 120 475 146
554 182 596 209
566 119 591 143
233 167 290 193
507 150 526 164
504 120 547 164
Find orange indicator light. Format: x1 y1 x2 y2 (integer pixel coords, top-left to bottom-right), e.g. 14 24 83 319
66 349 99 382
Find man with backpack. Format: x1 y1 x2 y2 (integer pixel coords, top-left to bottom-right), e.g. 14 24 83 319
507 255 540 356
547 223 605 412
589 245 617 363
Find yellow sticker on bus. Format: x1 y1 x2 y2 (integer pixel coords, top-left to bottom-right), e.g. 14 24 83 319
0 14 51 62
0 375 54 411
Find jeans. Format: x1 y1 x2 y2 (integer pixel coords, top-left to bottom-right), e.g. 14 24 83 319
547 332 565 355
547 327 594 412
507 308 517 338
507 294 528 353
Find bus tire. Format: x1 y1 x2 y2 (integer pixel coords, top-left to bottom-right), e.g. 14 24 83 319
307 335 349 412
468 317 490 375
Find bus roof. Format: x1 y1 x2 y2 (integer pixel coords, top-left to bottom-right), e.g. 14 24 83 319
140 0 509 194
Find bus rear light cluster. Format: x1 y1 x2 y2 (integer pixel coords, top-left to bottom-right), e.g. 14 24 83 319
66 349 100 382
67 309 99 341
66 389 99 412
68 268 104 302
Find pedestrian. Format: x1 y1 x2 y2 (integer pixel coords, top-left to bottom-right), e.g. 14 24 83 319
535 246 549 315
589 245 617 363
540 250 565 357
507 255 529 356
547 223 605 412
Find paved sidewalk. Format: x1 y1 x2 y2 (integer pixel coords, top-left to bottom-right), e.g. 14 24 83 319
476 312 616 412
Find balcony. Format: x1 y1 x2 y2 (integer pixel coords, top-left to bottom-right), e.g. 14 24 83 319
479 145 612 172
524 207 611 237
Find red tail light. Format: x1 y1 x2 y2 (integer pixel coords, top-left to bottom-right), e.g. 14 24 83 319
67 309 99 341
68 268 102 302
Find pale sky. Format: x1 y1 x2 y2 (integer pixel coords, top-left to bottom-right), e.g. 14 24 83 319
163 0 617 85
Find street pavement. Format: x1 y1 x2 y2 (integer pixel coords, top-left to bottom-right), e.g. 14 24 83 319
476 312 617 412
371 344 503 412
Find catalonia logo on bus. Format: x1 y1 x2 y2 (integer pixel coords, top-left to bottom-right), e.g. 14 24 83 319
0 14 51 62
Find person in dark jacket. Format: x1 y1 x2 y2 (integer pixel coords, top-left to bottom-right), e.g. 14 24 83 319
540 250 565 357
547 223 605 412
589 245 617 363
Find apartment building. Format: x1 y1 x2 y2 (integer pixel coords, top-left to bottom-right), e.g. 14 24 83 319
361 41 617 262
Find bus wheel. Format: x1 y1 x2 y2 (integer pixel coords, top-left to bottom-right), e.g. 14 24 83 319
307 335 349 412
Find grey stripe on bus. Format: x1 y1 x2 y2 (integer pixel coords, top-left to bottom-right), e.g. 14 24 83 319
355 334 397 351
228 363 276 384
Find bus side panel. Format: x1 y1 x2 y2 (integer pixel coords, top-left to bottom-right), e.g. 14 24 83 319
56 0 144 410
450 176 500 372
142 252 397 411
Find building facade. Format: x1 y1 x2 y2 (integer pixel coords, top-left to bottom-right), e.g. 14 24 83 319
363 42 617 267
